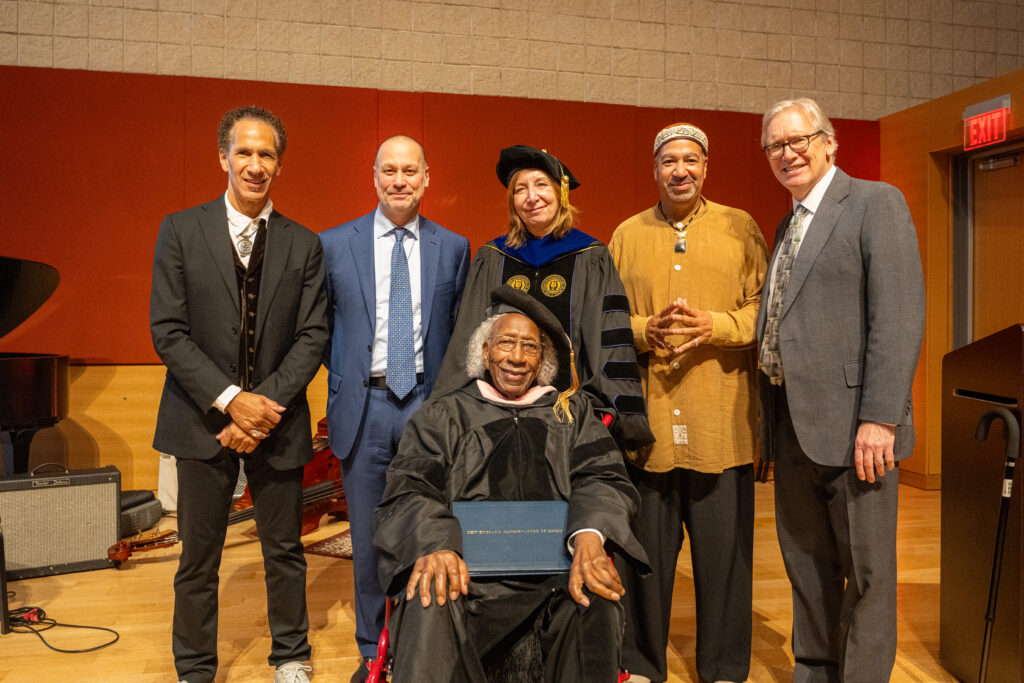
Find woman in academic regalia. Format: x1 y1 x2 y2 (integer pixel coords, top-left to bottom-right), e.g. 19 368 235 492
432 145 654 450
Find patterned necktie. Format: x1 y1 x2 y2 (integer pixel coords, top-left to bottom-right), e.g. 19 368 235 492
759 205 807 385
386 227 416 399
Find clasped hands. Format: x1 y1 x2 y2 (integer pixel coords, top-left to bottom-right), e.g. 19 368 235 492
404 531 624 609
645 298 712 354
216 391 285 453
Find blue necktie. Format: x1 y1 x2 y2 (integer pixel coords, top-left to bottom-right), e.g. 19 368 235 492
387 227 416 399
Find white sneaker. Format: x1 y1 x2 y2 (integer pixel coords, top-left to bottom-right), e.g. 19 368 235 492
274 661 312 683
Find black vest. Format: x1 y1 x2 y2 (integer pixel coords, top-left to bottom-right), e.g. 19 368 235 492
233 219 267 391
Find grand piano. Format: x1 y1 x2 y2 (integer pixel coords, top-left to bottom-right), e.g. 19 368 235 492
0 256 70 474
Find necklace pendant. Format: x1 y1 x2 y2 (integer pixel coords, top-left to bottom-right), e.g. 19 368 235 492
674 235 687 253
238 238 253 256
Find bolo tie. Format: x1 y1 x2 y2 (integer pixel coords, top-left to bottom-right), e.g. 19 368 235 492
237 219 261 257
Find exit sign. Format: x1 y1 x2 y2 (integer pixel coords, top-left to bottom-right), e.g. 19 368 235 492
963 95 1012 151
964 108 1009 150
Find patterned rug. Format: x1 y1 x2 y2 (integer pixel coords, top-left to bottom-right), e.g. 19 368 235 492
305 529 352 559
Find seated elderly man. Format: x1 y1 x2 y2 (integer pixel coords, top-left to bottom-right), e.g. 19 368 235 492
373 285 648 683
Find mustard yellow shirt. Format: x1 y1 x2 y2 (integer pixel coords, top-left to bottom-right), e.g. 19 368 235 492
608 200 768 473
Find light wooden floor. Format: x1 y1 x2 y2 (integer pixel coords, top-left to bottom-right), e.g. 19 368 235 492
1 483 955 683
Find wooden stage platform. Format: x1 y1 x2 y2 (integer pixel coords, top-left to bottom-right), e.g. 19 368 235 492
0 482 955 682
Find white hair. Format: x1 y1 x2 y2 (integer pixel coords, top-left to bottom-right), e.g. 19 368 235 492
465 313 558 387
761 97 839 156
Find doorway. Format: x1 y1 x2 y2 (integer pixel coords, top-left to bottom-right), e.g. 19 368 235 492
952 142 1024 347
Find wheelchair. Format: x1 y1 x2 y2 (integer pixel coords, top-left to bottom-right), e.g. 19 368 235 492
366 414 632 683
366 581 633 682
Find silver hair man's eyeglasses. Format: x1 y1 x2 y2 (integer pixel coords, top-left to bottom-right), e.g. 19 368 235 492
763 130 826 160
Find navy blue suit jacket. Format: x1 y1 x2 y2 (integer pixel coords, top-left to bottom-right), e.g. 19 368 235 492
320 210 470 459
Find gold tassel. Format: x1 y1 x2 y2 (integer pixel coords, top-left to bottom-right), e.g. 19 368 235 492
560 174 570 209
553 341 579 424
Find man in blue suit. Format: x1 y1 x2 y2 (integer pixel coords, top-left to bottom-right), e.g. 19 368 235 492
320 135 470 682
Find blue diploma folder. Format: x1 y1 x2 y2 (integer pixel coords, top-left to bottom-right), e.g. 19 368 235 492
452 500 572 577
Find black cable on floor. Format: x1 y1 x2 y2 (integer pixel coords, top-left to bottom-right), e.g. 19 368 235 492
5 591 120 653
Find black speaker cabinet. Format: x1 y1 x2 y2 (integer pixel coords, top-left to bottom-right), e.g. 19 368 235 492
0 465 120 580
941 324 1024 682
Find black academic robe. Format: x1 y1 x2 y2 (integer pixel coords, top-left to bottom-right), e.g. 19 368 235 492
373 383 649 677
429 229 654 451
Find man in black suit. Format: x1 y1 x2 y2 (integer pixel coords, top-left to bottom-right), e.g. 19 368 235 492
150 106 328 683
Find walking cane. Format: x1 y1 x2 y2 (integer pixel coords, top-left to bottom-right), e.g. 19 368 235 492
974 406 1021 683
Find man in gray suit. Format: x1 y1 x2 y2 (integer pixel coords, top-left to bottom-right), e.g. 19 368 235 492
151 106 327 683
756 98 924 682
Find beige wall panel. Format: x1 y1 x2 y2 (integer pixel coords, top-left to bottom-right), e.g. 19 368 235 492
1 0 1022 117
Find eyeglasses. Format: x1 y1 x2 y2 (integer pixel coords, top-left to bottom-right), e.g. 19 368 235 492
763 131 826 160
491 337 542 356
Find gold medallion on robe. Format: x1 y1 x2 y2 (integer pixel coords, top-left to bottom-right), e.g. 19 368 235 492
540 275 566 298
506 274 530 292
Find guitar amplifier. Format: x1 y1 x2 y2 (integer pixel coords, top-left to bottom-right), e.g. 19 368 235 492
1 522 10 633
0 465 120 580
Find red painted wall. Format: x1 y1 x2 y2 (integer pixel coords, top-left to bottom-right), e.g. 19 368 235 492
0 66 879 364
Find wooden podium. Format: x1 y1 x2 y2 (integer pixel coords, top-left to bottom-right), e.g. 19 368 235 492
941 324 1024 682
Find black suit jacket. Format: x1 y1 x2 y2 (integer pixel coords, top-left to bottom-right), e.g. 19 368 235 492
150 197 329 470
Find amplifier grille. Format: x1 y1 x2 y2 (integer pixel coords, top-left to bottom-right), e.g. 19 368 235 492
0 480 119 574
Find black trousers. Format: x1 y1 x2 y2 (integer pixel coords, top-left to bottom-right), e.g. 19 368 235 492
615 461 754 683
772 388 899 683
173 452 310 682
389 578 623 683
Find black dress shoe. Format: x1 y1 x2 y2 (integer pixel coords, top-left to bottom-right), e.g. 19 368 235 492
349 657 373 683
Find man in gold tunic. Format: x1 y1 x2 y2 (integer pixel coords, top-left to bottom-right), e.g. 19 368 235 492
608 123 768 683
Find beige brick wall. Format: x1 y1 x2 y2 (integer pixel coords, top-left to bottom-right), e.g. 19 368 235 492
2 0 1023 119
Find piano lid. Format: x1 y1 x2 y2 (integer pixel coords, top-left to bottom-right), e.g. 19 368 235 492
0 256 60 340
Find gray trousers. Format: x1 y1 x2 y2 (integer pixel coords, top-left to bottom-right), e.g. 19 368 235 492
773 388 899 683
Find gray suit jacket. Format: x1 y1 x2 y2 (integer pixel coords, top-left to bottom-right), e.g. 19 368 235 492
150 197 329 470
756 168 925 467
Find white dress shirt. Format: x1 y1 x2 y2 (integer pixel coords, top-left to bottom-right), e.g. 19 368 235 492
765 164 838 302
225 192 274 268
370 207 424 377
